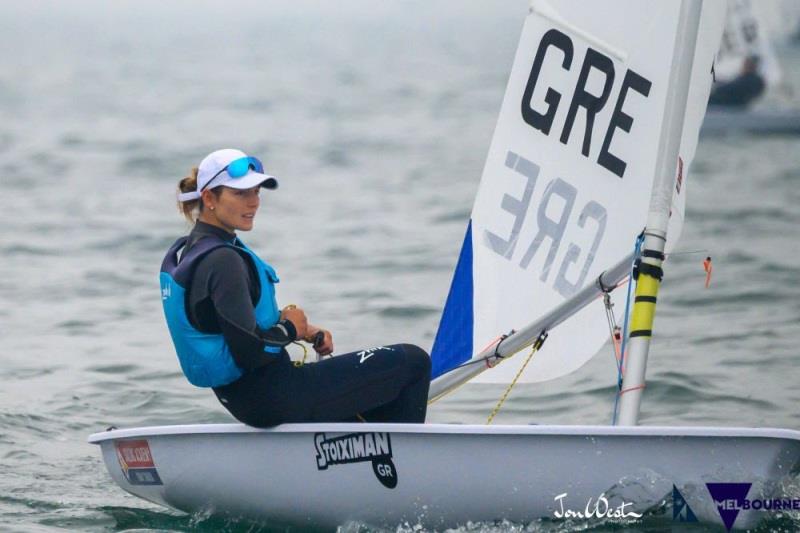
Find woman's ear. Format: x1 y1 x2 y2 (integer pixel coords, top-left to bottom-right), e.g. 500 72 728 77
201 189 216 210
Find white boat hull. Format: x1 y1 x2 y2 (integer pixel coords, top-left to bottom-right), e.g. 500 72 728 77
89 423 800 530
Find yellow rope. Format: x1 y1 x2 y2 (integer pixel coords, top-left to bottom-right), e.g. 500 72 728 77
283 304 311 367
486 333 547 425
292 341 309 367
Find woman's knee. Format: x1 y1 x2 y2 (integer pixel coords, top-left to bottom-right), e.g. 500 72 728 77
398 343 432 379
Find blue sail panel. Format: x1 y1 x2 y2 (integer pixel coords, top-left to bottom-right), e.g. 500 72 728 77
431 221 474 379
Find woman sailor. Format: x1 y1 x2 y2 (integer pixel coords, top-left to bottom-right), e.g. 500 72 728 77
161 148 431 427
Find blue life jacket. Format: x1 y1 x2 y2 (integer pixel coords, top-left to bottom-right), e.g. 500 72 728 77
159 235 281 387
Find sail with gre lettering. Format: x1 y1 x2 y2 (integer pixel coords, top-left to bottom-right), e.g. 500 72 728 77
432 0 724 383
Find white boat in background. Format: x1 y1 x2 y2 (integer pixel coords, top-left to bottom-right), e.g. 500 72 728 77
702 0 800 136
90 1 800 530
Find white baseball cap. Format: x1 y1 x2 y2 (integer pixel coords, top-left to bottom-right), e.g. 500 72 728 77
178 148 278 202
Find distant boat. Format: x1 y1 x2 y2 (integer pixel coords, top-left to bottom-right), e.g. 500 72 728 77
702 0 800 136
90 1 800 530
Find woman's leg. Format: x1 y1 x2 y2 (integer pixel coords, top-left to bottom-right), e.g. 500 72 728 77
213 353 309 427
303 344 431 423
356 344 431 423
214 344 431 426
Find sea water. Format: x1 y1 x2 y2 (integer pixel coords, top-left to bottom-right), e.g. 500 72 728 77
1 1 799 531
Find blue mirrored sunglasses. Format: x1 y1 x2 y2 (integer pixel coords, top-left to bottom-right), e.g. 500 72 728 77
202 156 264 191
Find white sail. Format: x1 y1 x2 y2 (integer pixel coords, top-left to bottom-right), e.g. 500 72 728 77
670 2 728 246
432 0 725 384
715 0 781 87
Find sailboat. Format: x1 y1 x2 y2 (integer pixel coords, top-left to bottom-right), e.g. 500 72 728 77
702 0 800 136
89 1 800 530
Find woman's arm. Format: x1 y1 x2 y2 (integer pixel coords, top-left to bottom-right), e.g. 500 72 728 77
193 247 297 370
278 305 332 356
304 323 334 356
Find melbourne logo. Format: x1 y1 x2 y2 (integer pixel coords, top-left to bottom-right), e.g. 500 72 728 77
314 432 397 488
672 485 697 523
706 483 751 531
700 481 800 531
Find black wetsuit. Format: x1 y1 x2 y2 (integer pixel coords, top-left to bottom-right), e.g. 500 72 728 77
182 222 431 427
708 72 766 108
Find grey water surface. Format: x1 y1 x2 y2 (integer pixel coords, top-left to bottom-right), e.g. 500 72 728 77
1 1 800 531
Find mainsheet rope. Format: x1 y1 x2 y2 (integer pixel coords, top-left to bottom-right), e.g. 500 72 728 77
486 331 548 425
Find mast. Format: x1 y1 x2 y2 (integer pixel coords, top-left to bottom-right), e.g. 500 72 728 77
616 0 705 426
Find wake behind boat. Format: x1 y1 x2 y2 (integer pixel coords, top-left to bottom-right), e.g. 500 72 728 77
90 1 800 530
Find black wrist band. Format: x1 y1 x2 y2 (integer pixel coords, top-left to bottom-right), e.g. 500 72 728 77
279 319 298 341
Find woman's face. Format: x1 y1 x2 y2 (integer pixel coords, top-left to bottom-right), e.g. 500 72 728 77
202 186 261 232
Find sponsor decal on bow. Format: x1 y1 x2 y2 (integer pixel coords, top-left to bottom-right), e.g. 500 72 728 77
114 439 163 486
314 432 397 488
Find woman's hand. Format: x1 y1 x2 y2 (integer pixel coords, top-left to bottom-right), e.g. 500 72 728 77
306 326 334 357
280 305 308 341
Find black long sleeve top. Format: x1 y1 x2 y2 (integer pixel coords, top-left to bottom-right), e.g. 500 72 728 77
183 221 295 372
